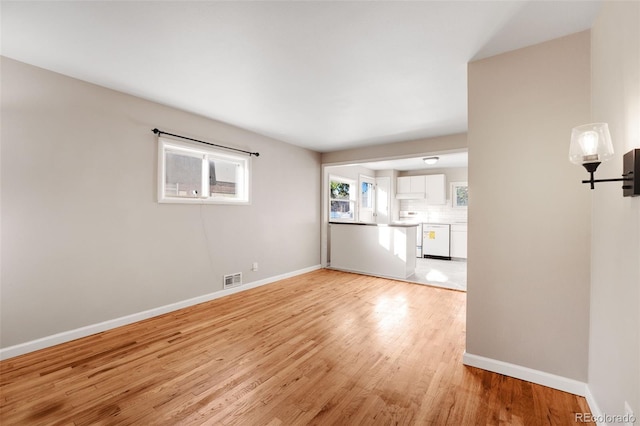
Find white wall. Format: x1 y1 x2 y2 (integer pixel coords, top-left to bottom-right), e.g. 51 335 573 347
588 0 640 417
0 57 321 350
401 167 467 181
466 31 592 382
327 164 376 187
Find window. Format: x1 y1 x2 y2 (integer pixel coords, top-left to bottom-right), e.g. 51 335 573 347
329 176 356 220
158 138 250 204
359 175 375 223
361 181 374 209
451 182 468 208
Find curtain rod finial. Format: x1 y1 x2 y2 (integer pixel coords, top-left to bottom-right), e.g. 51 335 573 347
152 128 160 135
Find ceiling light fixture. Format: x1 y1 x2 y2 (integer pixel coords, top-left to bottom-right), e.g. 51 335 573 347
569 123 639 196
423 157 439 165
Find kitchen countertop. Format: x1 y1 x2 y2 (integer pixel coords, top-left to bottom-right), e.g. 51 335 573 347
422 222 467 226
329 222 418 228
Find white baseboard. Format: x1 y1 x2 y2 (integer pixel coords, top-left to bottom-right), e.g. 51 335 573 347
584 386 607 426
460 355 609 425
0 265 321 361
462 352 587 396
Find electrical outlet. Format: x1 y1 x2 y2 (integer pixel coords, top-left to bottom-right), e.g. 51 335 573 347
252 262 259 272
624 401 635 426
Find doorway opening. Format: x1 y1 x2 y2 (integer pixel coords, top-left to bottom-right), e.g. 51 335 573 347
322 150 468 292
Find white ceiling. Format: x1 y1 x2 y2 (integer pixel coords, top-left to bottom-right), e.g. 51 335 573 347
1 1 600 153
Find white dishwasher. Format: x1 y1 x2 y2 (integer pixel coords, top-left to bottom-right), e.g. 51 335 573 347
422 223 451 260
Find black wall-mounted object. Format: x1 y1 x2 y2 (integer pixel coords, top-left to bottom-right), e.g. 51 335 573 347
580 148 639 196
623 148 639 197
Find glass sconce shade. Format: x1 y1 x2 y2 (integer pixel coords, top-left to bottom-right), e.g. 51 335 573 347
569 123 614 165
568 122 639 195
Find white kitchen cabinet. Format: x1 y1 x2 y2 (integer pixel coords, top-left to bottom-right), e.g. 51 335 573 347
425 174 446 204
396 176 426 199
397 176 411 194
450 223 467 259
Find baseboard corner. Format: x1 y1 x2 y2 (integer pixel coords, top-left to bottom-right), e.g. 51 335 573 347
462 351 587 397
584 386 607 425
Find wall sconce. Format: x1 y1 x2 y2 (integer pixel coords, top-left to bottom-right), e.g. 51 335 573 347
569 123 639 196
423 157 439 165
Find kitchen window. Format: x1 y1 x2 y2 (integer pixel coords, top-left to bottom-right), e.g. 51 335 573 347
158 138 250 204
329 176 356 220
359 175 375 223
451 182 468 208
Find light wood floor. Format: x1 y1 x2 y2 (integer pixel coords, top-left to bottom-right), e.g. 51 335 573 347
1 269 590 425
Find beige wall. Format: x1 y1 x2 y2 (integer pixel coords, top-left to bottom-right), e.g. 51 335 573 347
466 32 592 380
0 57 321 348
321 132 467 165
589 0 640 416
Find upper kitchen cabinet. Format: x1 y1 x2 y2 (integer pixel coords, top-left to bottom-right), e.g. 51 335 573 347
396 176 426 199
425 174 446 204
397 174 446 204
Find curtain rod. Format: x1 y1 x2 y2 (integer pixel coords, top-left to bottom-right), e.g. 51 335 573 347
152 128 260 157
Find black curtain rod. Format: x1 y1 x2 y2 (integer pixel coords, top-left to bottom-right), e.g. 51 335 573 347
152 128 259 157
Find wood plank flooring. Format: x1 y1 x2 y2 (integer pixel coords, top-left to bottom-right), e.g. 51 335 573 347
1 269 591 425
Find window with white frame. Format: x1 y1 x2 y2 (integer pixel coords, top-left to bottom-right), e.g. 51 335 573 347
158 138 250 204
359 175 375 223
329 176 356 220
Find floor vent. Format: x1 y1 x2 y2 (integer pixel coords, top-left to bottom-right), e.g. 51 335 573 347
223 273 242 289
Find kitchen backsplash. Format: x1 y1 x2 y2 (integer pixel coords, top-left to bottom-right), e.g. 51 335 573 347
400 199 467 223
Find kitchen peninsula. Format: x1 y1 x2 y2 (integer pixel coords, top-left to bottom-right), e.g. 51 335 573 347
329 222 417 280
